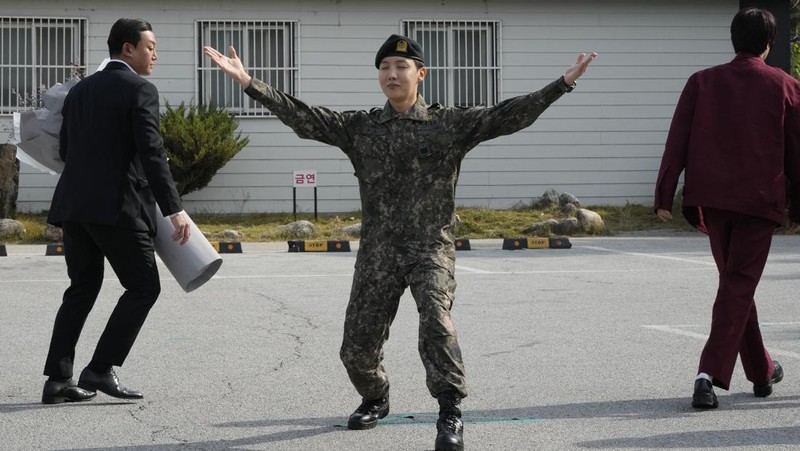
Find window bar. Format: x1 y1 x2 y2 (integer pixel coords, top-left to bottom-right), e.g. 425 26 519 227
478 22 482 106
35 20 40 96
23 18 29 107
43 20 48 89
477 22 483 106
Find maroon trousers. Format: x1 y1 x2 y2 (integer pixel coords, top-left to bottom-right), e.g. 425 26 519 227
698 207 776 390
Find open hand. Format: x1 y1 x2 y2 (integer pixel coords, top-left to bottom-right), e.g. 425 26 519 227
564 52 598 86
203 45 252 88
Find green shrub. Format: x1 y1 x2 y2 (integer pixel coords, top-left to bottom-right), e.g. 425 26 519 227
160 102 249 196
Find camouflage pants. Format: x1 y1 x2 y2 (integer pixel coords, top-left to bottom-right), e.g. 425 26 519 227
339 254 468 400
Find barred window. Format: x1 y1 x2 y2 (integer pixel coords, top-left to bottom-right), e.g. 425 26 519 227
403 20 501 108
197 20 298 116
0 17 86 114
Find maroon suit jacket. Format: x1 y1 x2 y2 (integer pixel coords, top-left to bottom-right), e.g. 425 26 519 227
654 53 800 225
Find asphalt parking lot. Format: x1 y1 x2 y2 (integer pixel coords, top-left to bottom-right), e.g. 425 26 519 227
1 234 799 450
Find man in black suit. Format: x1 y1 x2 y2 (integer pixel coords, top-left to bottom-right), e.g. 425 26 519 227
41 18 190 404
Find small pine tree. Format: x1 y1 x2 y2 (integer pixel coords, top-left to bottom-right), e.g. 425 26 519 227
160 102 249 196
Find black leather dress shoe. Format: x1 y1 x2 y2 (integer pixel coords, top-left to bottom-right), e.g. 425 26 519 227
346 396 389 430
78 367 143 399
754 360 784 398
691 378 718 409
42 378 97 404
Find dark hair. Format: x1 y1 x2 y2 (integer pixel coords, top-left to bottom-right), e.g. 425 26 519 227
107 18 153 57
731 7 776 55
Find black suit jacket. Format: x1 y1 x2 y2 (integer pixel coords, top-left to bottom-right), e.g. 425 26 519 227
48 62 182 235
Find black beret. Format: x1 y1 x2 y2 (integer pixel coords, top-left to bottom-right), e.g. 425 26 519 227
374 34 425 68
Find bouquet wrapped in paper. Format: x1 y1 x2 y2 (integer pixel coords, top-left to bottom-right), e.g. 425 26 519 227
11 79 76 175
10 64 222 293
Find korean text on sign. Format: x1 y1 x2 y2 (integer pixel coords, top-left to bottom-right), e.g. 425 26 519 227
293 170 317 187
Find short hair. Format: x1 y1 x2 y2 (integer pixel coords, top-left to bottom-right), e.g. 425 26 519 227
107 18 153 57
730 7 776 55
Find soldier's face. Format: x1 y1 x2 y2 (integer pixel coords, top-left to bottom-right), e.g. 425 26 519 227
378 56 426 102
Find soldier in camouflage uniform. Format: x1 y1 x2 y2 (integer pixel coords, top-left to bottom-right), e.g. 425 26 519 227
205 35 595 451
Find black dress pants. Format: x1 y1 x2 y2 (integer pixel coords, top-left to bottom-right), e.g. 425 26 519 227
43 222 160 378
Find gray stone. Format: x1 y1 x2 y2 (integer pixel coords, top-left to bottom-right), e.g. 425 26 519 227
281 220 317 237
522 218 559 235
44 224 63 242
0 218 25 238
223 229 240 240
341 223 362 238
551 217 581 235
532 189 559 209
558 192 580 208
561 203 579 215
577 208 605 233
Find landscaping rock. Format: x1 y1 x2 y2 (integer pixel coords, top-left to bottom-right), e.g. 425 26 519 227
577 208 605 233
523 218 559 235
44 224 63 242
532 189 559 209
551 217 581 235
0 218 25 238
281 220 316 237
222 229 240 240
558 192 580 208
341 223 361 238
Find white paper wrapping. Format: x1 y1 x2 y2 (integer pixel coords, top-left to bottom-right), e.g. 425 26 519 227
11 79 77 175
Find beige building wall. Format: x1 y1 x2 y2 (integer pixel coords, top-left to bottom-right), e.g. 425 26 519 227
4 0 738 214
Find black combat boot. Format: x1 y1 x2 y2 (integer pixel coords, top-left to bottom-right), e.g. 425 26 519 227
347 395 389 430
435 390 464 451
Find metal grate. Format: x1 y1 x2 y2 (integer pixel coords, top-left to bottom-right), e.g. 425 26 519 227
0 16 86 114
197 20 298 117
403 20 501 108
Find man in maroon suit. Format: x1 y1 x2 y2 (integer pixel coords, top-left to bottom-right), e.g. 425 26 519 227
654 7 800 409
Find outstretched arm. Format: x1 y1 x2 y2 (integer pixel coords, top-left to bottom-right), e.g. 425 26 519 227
455 51 598 149
203 46 252 88
564 52 598 86
204 45 352 150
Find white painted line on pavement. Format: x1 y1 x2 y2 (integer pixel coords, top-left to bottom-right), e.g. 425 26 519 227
455 265 495 274
455 267 710 275
643 324 800 359
0 266 715 284
0 273 355 284
581 245 716 266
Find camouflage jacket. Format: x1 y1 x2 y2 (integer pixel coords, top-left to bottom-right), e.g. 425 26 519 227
245 77 568 268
